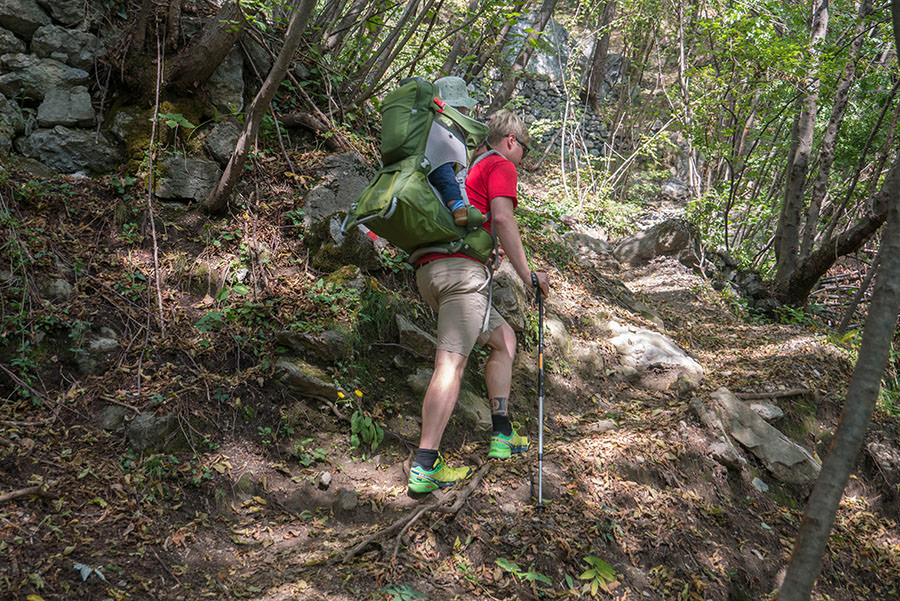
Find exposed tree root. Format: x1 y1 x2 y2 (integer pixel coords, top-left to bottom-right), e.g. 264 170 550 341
341 462 491 563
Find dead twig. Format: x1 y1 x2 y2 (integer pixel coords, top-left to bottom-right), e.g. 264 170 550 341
0 486 50 504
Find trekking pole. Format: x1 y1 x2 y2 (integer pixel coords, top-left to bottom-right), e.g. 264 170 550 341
532 272 544 510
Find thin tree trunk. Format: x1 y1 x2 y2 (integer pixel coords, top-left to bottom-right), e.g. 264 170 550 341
582 1 616 110
773 0 829 293
799 0 873 261
487 0 560 112
352 0 421 98
323 0 367 53
673 0 699 197
164 2 247 93
441 0 480 74
165 0 182 52
778 149 900 600
837 246 881 334
466 0 530 79
204 1 316 214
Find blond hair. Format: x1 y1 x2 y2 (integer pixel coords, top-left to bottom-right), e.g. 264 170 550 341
487 110 530 148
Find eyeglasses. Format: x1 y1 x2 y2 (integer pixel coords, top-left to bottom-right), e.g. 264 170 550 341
512 136 531 158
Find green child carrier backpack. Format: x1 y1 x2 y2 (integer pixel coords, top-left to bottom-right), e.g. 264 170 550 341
341 77 494 264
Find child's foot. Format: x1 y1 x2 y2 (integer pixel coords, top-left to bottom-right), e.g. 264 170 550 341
452 206 468 226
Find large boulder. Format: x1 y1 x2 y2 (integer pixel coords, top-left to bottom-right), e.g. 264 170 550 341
202 120 241 165
0 27 26 54
16 126 118 173
395 314 436 358
308 215 381 272
492 261 527 332
0 93 25 154
563 230 618 272
31 25 103 70
36 0 90 28
275 328 351 363
154 156 221 202
301 152 373 229
694 389 821 485
603 320 703 391
0 54 89 101
613 218 701 268
0 0 50 39
274 357 342 399
205 47 244 113
37 86 95 127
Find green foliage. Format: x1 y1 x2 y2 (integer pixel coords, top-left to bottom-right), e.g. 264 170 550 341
495 557 552 585
579 555 617 596
350 408 383 452
291 438 328 466
378 584 428 601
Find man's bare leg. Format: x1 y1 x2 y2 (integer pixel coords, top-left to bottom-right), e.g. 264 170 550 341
418 349 467 450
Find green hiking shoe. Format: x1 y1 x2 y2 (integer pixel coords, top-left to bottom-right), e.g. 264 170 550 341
488 429 530 459
408 455 473 494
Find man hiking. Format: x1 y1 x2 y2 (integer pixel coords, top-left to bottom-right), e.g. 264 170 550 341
408 108 551 494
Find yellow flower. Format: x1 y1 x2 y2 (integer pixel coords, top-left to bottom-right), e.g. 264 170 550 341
354 390 363 398
337 391 345 399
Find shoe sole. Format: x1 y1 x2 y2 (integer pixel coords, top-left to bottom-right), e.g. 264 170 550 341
488 444 528 459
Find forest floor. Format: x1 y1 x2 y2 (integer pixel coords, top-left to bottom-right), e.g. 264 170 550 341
1 152 899 601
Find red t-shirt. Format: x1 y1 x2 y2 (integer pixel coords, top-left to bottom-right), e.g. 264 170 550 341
415 153 518 266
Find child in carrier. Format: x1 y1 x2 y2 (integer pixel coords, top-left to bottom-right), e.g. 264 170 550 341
429 76 479 227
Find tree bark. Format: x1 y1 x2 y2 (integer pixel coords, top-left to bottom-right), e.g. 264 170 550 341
164 2 247 94
466 0 531 79
351 0 422 100
204 1 316 214
799 0 873 261
323 0 366 53
487 0 560 113
582 1 616 111
778 149 900 600
441 0 480 74
836 246 881 334
773 0 829 292
776 152 899 306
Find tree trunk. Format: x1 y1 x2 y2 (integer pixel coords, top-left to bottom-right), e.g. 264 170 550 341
487 0 560 112
778 151 900 600
773 0 829 293
799 0 873 261
582 1 616 111
837 246 881 334
164 2 247 94
323 0 367 53
204 1 316 214
466 0 530 79
441 0 480 74
776 154 899 305
351 0 422 99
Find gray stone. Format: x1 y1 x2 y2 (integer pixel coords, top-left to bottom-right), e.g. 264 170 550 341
202 120 240 165
0 93 26 142
395 314 436 358
75 329 118 375
44 277 72 300
333 487 358 515
750 402 784 422
709 440 744 470
274 357 341 399
310 215 381 272
274 328 350 363
154 156 221 202
492 261 527 331
302 152 373 228
126 412 184 453
707 388 821 485
604 320 703 391
35 0 86 27
242 33 273 76
0 27 25 54
544 316 573 356
563 231 613 272
406 367 432 396
31 25 103 70
0 54 89 100
16 126 119 174
205 47 243 113
318 471 332 490
0 0 50 39
660 180 689 201
751 477 769 493
99 404 129 431
456 387 491 431
613 218 701 268
109 106 145 144
37 86 94 127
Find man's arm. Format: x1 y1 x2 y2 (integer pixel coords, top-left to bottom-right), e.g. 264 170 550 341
490 196 550 297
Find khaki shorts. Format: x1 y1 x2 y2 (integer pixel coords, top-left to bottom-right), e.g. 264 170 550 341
415 257 509 357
